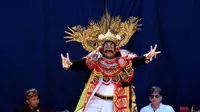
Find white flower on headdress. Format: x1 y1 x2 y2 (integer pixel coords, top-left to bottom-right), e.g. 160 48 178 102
116 35 121 40
98 34 105 40
105 30 113 37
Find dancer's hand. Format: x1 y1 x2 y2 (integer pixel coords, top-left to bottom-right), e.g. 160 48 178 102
61 53 72 70
145 44 161 60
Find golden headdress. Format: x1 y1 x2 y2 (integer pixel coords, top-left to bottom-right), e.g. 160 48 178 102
64 13 141 52
98 29 121 45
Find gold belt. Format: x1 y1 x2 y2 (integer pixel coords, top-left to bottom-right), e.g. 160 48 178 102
94 93 113 101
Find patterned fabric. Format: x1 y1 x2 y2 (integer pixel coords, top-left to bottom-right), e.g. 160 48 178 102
75 73 138 112
75 50 138 112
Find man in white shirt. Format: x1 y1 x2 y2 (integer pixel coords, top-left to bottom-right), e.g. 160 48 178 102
140 86 175 112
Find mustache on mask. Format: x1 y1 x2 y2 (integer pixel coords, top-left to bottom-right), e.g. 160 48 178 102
105 50 114 53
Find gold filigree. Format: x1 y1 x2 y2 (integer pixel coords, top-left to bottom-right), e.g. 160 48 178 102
64 13 142 52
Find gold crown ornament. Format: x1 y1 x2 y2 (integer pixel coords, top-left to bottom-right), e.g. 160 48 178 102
64 13 142 52
98 29 121 45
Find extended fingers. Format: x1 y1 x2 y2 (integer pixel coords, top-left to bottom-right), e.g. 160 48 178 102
153 44 157 51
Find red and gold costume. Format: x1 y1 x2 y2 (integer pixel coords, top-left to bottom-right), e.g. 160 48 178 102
64 14 150 112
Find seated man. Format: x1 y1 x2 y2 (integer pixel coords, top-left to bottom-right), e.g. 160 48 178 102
140 86 175 112
15 89 54 112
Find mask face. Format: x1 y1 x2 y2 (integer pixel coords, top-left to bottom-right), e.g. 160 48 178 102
103 41 116 58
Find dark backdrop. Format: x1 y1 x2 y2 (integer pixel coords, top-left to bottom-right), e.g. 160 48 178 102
1 0 200 111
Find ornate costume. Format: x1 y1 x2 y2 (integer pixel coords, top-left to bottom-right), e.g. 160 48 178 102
63 14 155 112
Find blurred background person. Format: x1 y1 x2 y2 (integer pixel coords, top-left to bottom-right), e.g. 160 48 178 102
140 86 175 112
